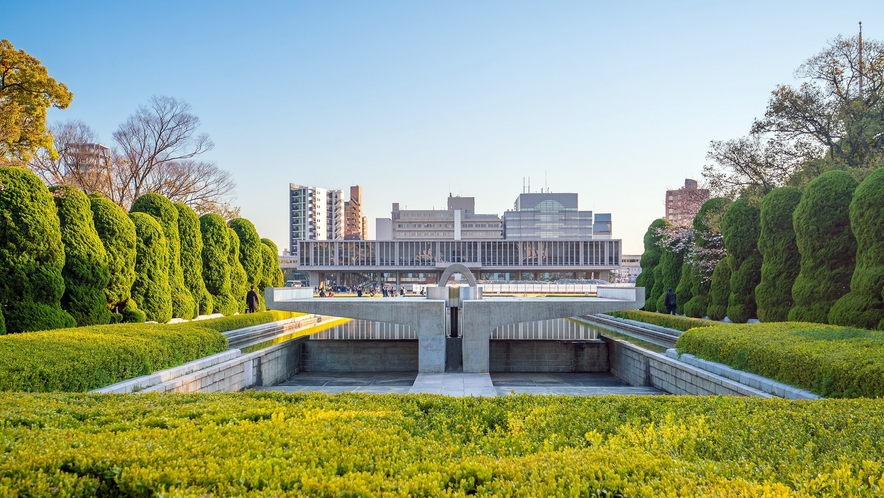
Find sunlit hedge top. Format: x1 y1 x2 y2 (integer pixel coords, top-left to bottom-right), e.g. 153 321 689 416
89 194 137 310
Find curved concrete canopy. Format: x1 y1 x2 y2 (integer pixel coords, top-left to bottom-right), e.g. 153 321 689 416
437 263 478 287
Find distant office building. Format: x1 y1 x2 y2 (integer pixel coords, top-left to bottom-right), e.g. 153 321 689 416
665 179 710 226
617 254 642 283
376 194 503 240
503 192 609 239
344 185 365 240
289 184 344 251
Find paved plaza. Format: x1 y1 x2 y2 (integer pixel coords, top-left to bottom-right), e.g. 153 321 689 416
254 372 664 397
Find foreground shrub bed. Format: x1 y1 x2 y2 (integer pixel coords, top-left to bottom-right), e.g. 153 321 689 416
608 310 719 331
0 324 228 392
677 322 884 398
1 393 883 496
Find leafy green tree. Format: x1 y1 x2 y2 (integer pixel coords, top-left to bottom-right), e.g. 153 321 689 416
130 193 194 319
229 218 264 288
0 167 75 333
755 186 802 322
50 185 111 326
654 237 685 313
175 202 211 317
200 213 235 315
89 194 140 321
829 168 884 329
789 170 858 323
260 238 284 288
706 257 732 321
637 219 668 311
721 198 762 323
227 227 248 313
684 198 731 318
0 40 73 166
129 212 171 323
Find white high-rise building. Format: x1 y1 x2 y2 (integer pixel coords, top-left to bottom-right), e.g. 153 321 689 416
289 184 344 252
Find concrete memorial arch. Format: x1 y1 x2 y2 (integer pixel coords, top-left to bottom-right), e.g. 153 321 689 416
437 264 478 288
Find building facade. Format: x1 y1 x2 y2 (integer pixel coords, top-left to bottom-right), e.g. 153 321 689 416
289 184 344 252
503 192 610 239
344 185 365 240
665 179 710 226
377 195 503 240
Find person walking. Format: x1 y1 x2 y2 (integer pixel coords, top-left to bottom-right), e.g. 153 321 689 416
665 287 677 315
246 285 260 313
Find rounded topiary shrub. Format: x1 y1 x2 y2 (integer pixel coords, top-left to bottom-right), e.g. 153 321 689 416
706 256 732 321
121 298 146 323
755 186 802 322
175 203 211 317
638 218 669 312
261 238 284 288
129 212 172 323
50 185 111 326
721 198 762 323
828 167 884 329
684 198 731 318
654 234 685 313
90 194 138 316
0 167 75 333
200 213 235 316
130 193 194 319
0 309 5 336
227 227 248 313
229 218 264 288
789 170 858 323
674 258 694 316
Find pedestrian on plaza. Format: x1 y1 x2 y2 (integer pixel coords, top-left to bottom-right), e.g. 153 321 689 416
246 285 259 313
665 287 677 315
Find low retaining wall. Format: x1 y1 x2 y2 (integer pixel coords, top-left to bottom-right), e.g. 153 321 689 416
301 340 418 372
603 335 772 397
490 340 608 372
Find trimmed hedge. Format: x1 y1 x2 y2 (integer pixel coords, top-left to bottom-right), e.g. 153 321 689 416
684 198 731 318
608 310 718 332
1 393 884 495
0 166 75 333
636 218 667 312
129 212 172 323
0 322 227 392
706 256 731 321
229 217 264 289
200 213 235 315
131 194 195 319
51 185 111 326
755 187 802 322
261 237 284 288
789 170 858 323
193 310 302 333
721 198 761 323
829 167 884 329
89 194 139 319
227 226 248 313
677 322 884 398
175 202 211 317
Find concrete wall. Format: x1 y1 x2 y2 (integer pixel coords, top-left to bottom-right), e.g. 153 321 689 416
603 336 771 397
490 340 608 373
301 340 418 372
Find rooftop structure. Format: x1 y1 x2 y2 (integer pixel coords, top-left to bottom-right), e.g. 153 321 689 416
378 194 503 241
503 192 610 239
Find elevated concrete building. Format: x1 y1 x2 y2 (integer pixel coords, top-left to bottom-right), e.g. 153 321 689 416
665 179 710 226
289 184 344 251
503 192 611 239
376 195 503 241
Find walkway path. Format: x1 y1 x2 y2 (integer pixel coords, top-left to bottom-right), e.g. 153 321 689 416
255 372 663 397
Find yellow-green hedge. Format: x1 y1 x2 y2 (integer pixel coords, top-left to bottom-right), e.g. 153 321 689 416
677 322 884 398
608 309 719 331
0 323 227 392
1 393 884 495
190 310 303 333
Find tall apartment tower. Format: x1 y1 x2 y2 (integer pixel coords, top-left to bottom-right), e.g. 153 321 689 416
289 184 344 252
344 185 365 240
665 179 710 226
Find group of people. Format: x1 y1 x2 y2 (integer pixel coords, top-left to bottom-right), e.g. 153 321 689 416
311 285 416 298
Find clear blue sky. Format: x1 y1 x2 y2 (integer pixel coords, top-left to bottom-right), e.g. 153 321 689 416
4 1 881 254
